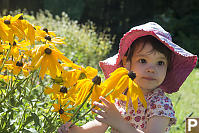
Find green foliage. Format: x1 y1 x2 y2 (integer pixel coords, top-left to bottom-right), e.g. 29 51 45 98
167 69 199 132
23 10 113 69
0 71 61 132
0 10 113 132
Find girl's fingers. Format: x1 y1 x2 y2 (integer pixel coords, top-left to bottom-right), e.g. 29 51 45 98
95 115 106 123
92 108 106 117
57 122 71 133
93 101 107 111
99 96 110 106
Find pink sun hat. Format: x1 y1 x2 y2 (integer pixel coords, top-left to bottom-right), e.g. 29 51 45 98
99 22 198 94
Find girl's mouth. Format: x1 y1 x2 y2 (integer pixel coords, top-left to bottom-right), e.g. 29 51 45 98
142 77 156 80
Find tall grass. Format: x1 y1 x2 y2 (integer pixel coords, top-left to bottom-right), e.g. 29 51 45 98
168 68 199 133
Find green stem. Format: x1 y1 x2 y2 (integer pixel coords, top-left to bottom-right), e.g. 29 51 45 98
0 46 11 73
69 88 115 128
0 72 33 104
68 83 95 122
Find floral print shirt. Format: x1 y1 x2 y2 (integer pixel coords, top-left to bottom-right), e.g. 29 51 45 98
114 88 176 133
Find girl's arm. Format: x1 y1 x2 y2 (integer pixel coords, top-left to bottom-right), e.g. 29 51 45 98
81 119 109 133
144 116 170 133
58 120 109 133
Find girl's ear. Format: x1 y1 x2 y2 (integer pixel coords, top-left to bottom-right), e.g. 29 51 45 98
122 56 131 71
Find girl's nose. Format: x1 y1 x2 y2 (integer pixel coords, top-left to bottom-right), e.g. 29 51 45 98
146 66 155 73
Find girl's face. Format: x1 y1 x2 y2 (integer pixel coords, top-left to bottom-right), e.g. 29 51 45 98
130 42 168 94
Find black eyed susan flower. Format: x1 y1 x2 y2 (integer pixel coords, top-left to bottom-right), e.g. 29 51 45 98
44 83 77 102
0 20 10 42
22 20 35 45
31 44 76 79
102 67 147 112
52 101 75 123
9 40 30 60
4 58 29 77
74 75 102 106
78 66 98 80
0 14 25 43
34 26 65 45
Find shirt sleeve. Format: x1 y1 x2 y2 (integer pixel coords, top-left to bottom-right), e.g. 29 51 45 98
146 95 177 126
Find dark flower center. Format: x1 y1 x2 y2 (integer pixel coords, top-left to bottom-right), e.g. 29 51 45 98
60 86 67 93
45 35 51 41
16 61 23 67
78 72 86 80
43 28 48 33
92 76 101 85
4 20 10 24
13 41 17 46
44 48 52 55
59 108 64 114
128 71 136 80
18 15 23 20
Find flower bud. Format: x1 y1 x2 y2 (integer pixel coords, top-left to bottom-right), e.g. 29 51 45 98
45 35 51 41
92 76 101 85
18 15 23 20
4 20 10 24
43 28 48 33
16 61 23 67
128 71 136 80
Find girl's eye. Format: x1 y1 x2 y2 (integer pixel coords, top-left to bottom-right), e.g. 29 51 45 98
158 61 165 66
139 59 146 64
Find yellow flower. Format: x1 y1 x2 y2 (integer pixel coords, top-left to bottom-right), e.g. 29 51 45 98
31 45 75 79
102 67 147 112
52 101 75 123
0 74 15 83
34 26 64 45
9 40 30 59
44 83 77 101
22 20 35 45
60 66 98 87
0 14 24 43
4 58 29 76
75 76 102 106
77 66 98 80
0 20 10 42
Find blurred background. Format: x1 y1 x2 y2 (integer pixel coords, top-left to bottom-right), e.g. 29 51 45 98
1 0 199 60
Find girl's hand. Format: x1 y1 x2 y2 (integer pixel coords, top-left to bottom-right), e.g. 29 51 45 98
92 96 124 129
57 122 72 133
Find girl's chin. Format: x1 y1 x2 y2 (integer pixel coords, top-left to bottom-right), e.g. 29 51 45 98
140 86 158 93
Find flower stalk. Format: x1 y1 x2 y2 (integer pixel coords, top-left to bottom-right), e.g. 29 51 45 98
68 83 95 122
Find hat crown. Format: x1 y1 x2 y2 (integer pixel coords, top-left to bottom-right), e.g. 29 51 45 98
131 22 172 41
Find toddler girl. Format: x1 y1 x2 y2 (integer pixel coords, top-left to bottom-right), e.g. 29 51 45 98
58 22 198 133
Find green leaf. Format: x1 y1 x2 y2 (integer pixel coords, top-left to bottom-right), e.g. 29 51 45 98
31 113 40 127
23 116 34 127
23 128 37 133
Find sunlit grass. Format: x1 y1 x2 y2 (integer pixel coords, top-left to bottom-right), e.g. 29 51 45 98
169 68 199 133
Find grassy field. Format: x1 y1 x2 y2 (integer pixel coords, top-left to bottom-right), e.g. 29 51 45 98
168 68 199 133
